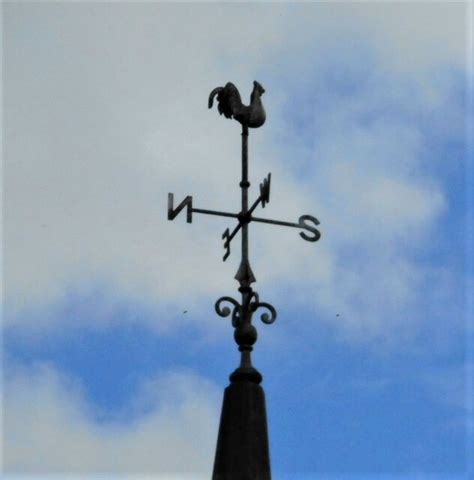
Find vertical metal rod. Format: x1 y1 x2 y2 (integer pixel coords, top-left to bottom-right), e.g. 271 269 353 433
240 125 250 330
241 124 249 266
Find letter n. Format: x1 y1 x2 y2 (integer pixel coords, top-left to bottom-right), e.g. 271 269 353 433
168 193 193 223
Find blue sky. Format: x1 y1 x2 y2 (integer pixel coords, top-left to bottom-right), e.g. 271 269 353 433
2 2 473 479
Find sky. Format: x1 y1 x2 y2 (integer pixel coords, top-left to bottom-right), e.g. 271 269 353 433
2 1 473 479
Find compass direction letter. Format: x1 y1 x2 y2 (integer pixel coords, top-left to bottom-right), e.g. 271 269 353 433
222 228 231 261
298 215 321 242
168 193 193 223
259 173 271 207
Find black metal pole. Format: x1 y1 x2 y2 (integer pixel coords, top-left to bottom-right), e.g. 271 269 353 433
238 125 253 374
212 125 271 480
231 125 259 382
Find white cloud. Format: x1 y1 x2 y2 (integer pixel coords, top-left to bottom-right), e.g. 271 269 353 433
2 362 220 476
364 2 467 74
3 3 467 342
3 3 291 325
269 2 466 74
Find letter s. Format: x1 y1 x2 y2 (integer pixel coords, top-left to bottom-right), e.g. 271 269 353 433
298 215 321 242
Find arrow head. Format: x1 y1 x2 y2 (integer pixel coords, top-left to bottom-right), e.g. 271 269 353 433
234 259 256 286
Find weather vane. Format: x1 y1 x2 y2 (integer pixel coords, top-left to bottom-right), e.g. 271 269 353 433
168 80 321 382
168 81 321 479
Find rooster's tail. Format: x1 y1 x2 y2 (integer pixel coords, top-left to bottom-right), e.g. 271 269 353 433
208 87 223 109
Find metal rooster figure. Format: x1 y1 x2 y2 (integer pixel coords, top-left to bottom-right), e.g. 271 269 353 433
208 80 266 128
168 81 321 480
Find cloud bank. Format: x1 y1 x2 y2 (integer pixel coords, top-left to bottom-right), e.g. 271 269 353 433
3 362 220 476
4 3 467 343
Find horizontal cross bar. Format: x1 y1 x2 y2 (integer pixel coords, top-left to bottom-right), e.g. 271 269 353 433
251 214 321 242
250 216 299 228
192 208 239 219
247 196 263 218
168 193 240 223
219 173 272 260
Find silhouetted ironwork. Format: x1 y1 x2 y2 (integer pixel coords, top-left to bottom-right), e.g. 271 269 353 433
209 81 266 128
168 81 321 480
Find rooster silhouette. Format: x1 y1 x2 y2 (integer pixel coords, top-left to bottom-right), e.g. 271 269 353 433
208 81 266 128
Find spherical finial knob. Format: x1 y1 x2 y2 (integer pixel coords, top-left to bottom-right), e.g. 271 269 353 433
234 322 257 347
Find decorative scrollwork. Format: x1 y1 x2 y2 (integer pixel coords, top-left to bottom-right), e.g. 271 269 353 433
255 302 277 324
249 292 277 325
215 296 241 327
216 291 277 328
